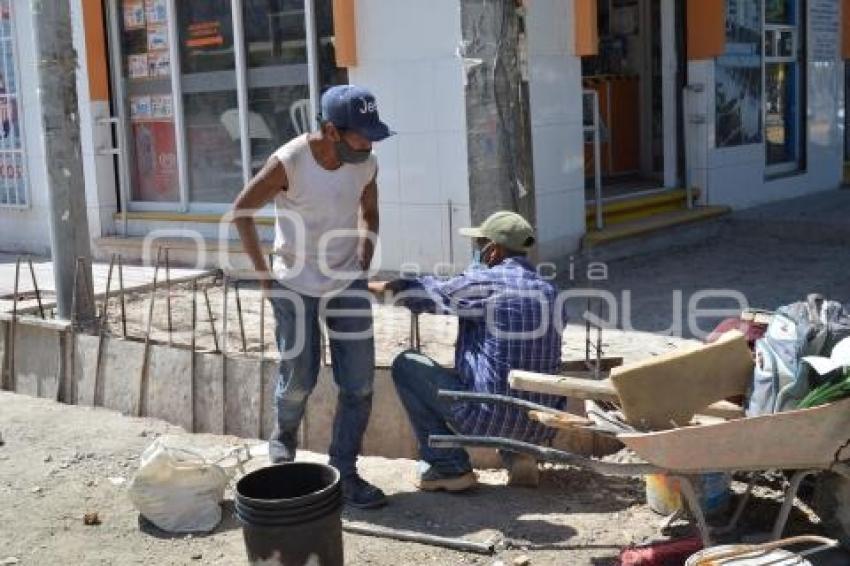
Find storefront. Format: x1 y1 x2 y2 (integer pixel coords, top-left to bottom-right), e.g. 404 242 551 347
106 0 344 213
0 0 26 209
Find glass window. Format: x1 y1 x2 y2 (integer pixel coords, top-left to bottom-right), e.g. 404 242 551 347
114 0 350 208
715 0 763 148
178 0 242 203
119 0 180 203
764 0 802 171
765 0 795 25
0 0 25 207
242 0 347 176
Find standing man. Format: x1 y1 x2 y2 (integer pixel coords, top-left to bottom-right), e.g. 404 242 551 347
233 85 393 509
371 212 566 492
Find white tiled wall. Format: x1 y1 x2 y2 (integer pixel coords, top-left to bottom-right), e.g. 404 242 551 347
688 1 844 210
0 0 112 258
525 0 586 261
349 0 470 273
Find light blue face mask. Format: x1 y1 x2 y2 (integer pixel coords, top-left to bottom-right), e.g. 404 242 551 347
472 242 493 268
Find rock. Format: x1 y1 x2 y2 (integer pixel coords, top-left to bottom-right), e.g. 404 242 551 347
43 455 52 463
31 486 43 495
513 556 531 566
191 553 203 560
83 512 101 526
0 557 20 565
108 477 126 486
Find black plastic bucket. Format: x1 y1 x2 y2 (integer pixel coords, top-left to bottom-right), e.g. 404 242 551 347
235 463 344 565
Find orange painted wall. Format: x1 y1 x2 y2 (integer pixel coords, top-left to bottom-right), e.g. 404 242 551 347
687 0 726 60
81 0 110 102
333 0 357 67
575 0 599 57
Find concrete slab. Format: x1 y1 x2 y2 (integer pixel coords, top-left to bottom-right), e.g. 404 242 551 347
261 359 278 439
13 323 62 400
194 352 225 435
73 334 101 407
147 344 193 431
0 320 6 389
100 337 145 416
302 365 418 460
224 356 261 439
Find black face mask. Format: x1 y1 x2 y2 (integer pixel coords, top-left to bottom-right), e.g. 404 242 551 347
335 138 371 164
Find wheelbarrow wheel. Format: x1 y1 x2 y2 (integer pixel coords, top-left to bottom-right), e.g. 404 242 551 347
812 471 850 548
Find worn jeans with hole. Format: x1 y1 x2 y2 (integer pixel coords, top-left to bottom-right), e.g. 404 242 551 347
267 279 375 477
391 350 472 476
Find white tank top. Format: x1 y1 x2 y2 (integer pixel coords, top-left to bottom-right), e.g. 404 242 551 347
270 135 377 297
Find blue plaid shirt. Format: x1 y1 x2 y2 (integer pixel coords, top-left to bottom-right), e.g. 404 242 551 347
398 257 567 444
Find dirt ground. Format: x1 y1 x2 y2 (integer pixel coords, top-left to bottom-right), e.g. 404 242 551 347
2 392 845 566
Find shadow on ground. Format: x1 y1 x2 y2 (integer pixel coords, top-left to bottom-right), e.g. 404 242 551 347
343 467 643 548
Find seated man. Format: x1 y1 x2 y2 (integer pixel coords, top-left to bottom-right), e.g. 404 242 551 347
371 211 567 492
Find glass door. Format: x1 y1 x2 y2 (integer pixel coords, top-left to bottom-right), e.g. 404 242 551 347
112 0 181 207
177 0 243 206
764 0 803 175
109 0 346 213
242 0 311 178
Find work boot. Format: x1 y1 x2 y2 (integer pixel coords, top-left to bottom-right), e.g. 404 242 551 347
500 450 540 488
414 466 478 493
341 475 388 509
268 426 296 465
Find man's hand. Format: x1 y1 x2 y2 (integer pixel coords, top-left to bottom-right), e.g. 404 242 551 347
368 280 390 295
368 280 405 296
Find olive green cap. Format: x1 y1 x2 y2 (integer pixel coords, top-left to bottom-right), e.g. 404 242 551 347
458 211 535 252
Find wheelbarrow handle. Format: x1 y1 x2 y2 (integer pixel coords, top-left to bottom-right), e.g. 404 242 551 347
429 434 661 477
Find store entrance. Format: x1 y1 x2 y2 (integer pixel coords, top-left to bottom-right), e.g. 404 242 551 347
582 0 684 204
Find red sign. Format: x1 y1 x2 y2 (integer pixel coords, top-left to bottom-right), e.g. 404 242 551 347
132 121 179 202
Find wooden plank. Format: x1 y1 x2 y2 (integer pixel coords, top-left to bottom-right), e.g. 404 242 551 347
610 331 753 430
529 410 593 429
619 397 850 473
509 370 619 403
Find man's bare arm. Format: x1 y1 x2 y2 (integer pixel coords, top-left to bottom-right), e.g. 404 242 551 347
232 157 287 287
359 169 379 271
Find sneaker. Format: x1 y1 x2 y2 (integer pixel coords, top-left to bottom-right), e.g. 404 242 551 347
414 467 478 493
342 475 388 509
268 427 296 465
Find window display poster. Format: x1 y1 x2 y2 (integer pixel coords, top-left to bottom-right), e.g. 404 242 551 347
148 51 170 77
811 0 839 61
147 23 168 51
145 0 167 25
150 95 173 119
133 122 179 201
123 0 145 30
130 95 152 120
128 53 148 79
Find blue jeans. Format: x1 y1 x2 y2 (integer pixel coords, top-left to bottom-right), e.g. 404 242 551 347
391 350 472 476
267 279 375 477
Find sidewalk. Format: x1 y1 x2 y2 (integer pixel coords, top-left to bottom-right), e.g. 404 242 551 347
0 253 206 314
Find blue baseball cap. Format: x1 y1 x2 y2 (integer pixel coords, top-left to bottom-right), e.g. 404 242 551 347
320 85 394 142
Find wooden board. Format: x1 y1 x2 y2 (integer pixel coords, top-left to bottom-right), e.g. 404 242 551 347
610 331 753 430
619 396 850 473
509 371 620 403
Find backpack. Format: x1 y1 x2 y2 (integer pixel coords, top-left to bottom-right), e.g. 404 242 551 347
746 294 850 416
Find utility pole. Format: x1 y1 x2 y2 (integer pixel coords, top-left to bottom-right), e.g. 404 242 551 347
32 0 95 323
